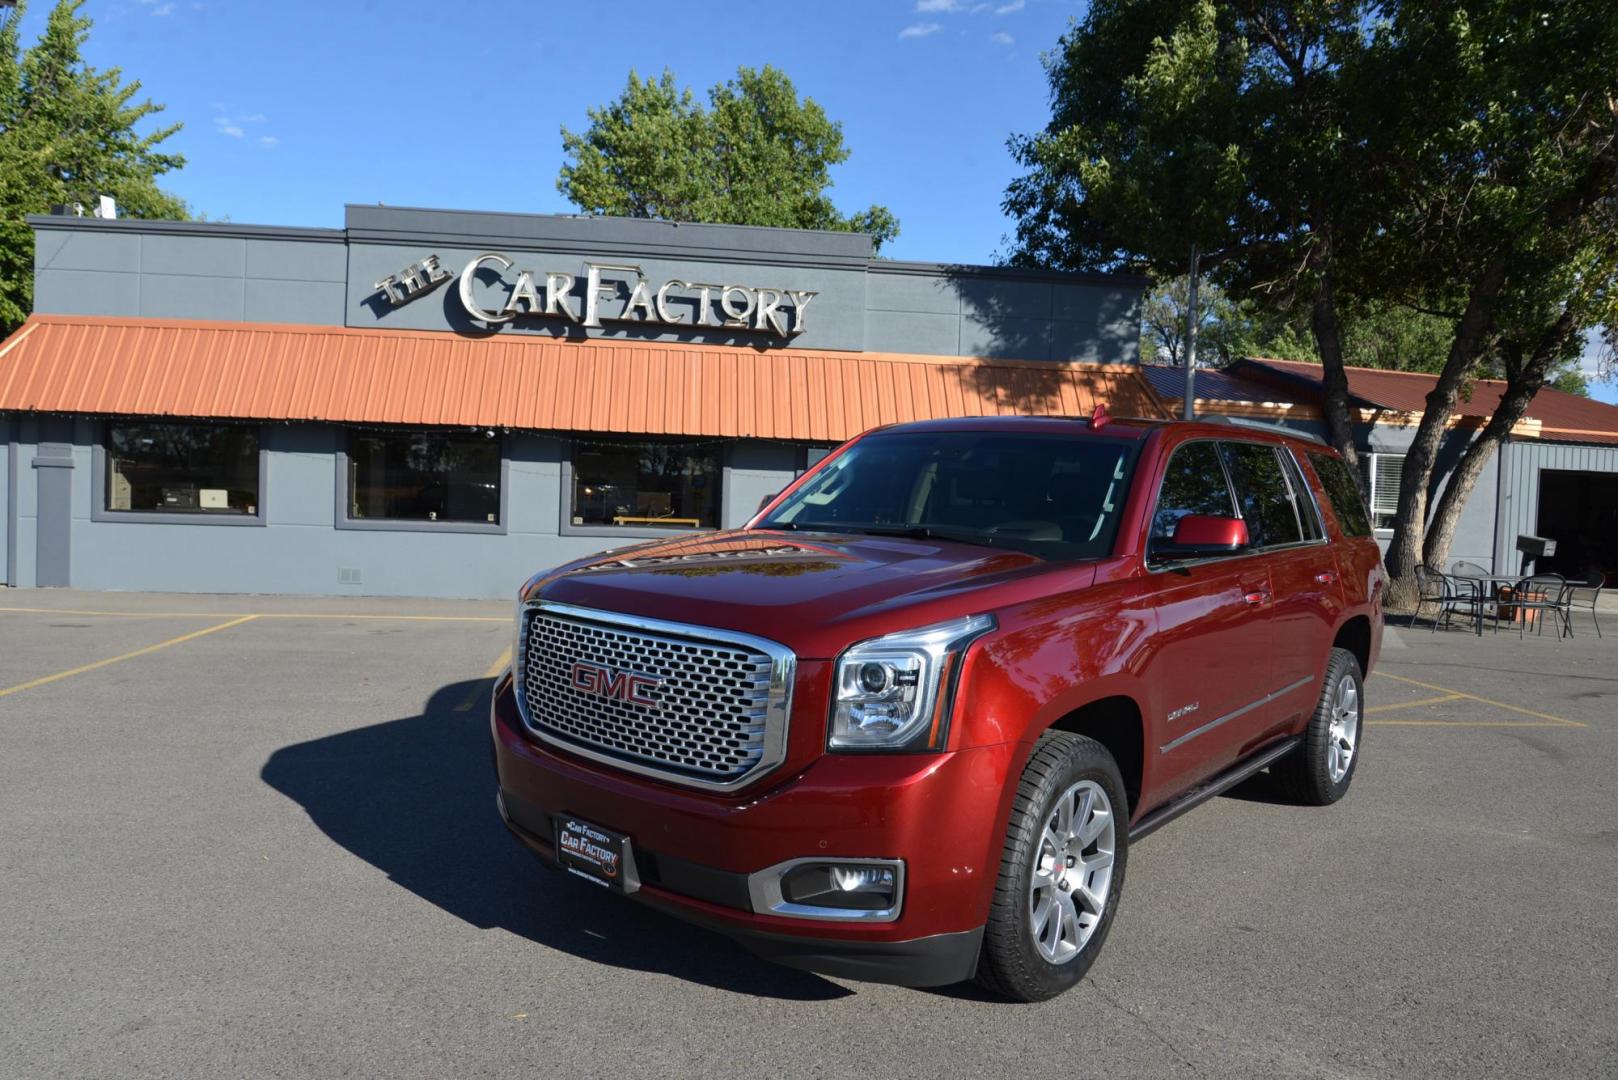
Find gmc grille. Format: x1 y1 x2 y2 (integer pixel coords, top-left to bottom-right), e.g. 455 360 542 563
516 604 794 790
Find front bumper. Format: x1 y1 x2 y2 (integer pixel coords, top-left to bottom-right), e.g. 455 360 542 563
490 673 1014 986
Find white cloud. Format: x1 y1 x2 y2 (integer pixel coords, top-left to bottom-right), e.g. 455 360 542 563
991 30 1014 44
995 0 1025 12
915 0 962 11
139 0 176 14
898 22 942 39
212 109 272 143
257 135 279 149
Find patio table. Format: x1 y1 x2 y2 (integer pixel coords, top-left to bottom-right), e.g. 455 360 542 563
1447 573 1523 636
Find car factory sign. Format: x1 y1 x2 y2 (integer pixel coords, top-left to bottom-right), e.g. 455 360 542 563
373 252 818 338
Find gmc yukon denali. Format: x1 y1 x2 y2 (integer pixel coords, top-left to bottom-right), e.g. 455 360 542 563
491 414 1385 1001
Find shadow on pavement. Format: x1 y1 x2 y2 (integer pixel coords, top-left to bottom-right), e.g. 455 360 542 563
260 680 851 1001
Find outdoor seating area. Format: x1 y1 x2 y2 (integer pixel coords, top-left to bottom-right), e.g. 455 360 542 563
1413 562 1606 639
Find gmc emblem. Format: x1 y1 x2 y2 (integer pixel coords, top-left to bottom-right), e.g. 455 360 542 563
570 661 661 706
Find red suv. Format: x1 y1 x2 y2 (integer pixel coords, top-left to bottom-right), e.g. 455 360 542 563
491 415 1384 1001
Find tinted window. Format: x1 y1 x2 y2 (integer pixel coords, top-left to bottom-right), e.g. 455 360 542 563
761 431 1138 559
1307 450 1373 537
105 422 259 515
1220 443 1302 548
347 429 501 523
1151 442 1235 541
571 439 721 530
1280 450 1325 541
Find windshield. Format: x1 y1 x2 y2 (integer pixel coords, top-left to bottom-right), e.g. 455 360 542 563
758 431 1139 559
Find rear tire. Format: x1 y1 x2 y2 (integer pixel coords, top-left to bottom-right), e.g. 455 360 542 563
974 731 1128 1002
1272 647 1363 805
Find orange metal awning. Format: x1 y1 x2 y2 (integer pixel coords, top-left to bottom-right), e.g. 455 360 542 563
0 315 1167 441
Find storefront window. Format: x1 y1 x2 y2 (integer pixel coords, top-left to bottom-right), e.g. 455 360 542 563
347 429 501 523
570 439 721 529
105 422 260 515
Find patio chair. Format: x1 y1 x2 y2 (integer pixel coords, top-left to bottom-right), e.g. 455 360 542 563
1420 564 1487 633
1560 570 1605 639
1508 574 1570 640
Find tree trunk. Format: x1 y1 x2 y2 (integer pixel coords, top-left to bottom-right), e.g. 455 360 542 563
1382 261 1509 611
1309 268 1363 493
1422 308 1582 570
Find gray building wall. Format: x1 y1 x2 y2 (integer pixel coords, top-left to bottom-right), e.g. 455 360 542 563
5 420 802 598
8 205 1150 598
1493 439 1618 574
31 208 1146 364
1 416 11 584
32 220 347 325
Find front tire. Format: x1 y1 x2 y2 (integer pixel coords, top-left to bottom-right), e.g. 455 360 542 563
1272 647 1363 805
975 731 1128 1002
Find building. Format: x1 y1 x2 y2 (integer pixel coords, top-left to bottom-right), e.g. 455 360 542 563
1142 360 1618 582
0 205 1161 598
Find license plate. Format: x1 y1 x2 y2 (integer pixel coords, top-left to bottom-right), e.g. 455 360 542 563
554 815 640 894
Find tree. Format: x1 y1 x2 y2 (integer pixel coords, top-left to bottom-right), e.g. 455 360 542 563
1139 275 1315 365
558 66 899 252
0 0 186 336
1004 0 1618 608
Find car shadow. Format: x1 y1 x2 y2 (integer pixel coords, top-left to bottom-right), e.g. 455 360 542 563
260 679 851 1001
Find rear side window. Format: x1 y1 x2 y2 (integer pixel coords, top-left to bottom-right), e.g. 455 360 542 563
1280 450 1326 541
1306 451 1373 537
1151 442 1235 541
1220 443 1302 548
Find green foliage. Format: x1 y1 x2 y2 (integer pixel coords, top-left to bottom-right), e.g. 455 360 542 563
1140 275 1317 366
0 0 187 335
558 66 898 252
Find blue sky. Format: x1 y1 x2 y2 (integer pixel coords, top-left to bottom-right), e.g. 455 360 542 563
13 0 1617 402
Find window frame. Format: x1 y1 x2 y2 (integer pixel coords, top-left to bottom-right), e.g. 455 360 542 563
558 436 726 539
1145 437 1331 569
1362 451 1405 534
1147 437 1239 548
334 427 509 535
92 420 269 527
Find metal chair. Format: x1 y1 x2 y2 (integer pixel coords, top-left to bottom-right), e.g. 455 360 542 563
1508 574 1570 639
1420 564 1486 633
1560 570 1605 639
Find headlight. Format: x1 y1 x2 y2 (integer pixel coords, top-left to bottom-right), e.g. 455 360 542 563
828 613 995 752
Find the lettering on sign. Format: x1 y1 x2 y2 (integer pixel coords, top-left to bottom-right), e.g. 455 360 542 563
370 251 816 338
374 254 453 306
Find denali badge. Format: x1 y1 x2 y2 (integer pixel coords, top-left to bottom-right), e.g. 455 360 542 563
570 661 661 706
1167 702 1200 723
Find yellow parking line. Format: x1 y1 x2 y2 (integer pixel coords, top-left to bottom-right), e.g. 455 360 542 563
454 647 513 713
1372 671 1586 728
1365 693 1465 715
0 614 260 700
0 606 506 623
1367 719 1574 728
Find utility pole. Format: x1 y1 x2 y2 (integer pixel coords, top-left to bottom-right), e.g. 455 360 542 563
1182 244 1200 421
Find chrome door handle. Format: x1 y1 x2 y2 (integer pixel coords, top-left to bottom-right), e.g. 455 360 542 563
1244 591 1268 605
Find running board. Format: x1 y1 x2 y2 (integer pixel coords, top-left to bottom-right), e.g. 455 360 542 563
1129 737 1301 843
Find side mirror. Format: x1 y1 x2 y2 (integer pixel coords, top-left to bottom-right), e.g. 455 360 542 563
1152 514 1249 560
756 491 781 513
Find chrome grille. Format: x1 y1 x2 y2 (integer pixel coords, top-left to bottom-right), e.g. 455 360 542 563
517 604 793 789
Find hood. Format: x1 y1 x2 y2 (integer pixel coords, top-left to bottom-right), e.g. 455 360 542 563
527 529 1094 658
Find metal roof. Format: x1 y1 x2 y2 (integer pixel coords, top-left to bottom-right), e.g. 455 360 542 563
0 315 1169 441
1236 358 1618 445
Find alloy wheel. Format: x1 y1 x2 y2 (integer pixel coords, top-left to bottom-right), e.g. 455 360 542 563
1326 673 1360 783
1028 779 1116 964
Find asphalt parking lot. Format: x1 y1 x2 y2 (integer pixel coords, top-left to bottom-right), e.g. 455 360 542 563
2 591 1615 1079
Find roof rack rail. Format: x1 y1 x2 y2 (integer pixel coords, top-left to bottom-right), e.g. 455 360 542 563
1195 415 1327 445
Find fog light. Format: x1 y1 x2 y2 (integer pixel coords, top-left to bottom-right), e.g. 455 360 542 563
780 861 901 912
